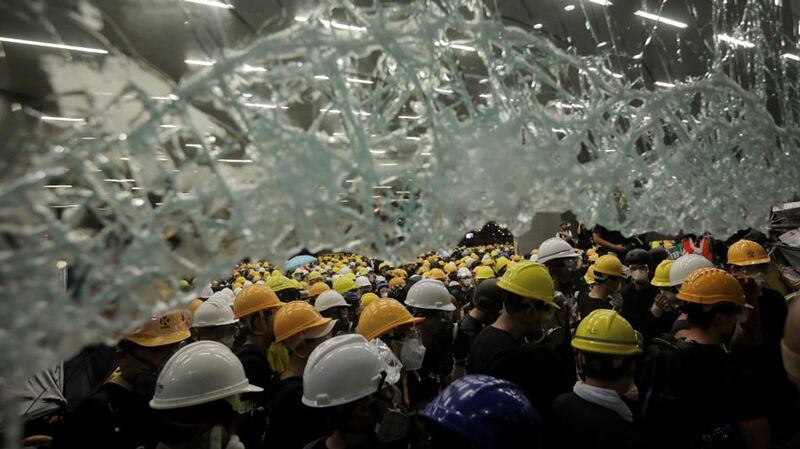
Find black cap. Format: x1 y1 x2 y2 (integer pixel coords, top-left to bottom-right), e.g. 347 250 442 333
472 279 503 313
623 249 650 266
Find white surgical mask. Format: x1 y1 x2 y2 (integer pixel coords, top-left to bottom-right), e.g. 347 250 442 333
399 337 426 371
631 269 649 282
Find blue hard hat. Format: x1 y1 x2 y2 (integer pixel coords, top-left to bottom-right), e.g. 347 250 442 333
420 374 542 449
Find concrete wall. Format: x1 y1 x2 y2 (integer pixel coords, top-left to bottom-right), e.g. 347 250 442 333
516 212 563 255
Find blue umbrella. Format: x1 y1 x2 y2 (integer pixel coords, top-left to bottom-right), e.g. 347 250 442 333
285 255 317 272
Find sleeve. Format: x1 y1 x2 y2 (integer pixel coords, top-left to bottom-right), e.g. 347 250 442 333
54 396 115 449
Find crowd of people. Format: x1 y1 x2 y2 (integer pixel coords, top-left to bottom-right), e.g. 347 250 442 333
26 232 800 449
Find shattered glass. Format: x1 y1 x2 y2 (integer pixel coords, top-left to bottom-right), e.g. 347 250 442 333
1 0 799 438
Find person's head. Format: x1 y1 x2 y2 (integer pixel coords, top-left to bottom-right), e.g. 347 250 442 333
191 297 239 349
560 221 571 232
233 284 285 343
117 310 192 398
268 275 301 301
624 249 651 285
727 239 770 286
472 278 504 323
150 341 262 449
572 310 641 393
316 290 354 335
303 334 404 445
782 301 800 385
358 298 426 370
356 276 373 296
669 254 713 288
647 247 669 274
420 375 542 449
274 301 336 359
592 255 625 294
678 268 751 343
537 238 581 284
456 267 473 289
307 271 323 286
496 262 558 333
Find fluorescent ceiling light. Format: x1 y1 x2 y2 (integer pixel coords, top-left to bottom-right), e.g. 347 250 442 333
160 124 177 128
564 4 576 11
479 78 490 84
185 144 203 148
588 0 612 5
434 88 454 94
379 162 398 166
533 23 543 30
294 16 309 22
554 102 584 109
420 152 432 156
373 186 393 189
319 19 367 32
0 36 108 54
353 111 371 116
634 11 688 29
596 41 608 48
320 108 342 114
151 95 179 101
184 0 233 8
130 186 142 190
104 178 136 183
241 64 267 73
781 53 800 61
369 150 387 155
43 185 72 189
346 77 373 85
479 94 493 98
120 157 130 161
398 115 421 120
405 136 421 141
448 43 477 52
217 159 253 163
716 34 755 48
42 116 85 123
654 81 675 88
314 75 330 80
80 136 96 140
185 59 216 66
245 102 288 110
50 204 79 209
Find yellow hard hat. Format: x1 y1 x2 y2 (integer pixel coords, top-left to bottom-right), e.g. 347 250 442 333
235 276 247 285
307 282 330 298
427 268 447 281
361 292 381 308
444 262 457 274
416 258 425 264
234 284 285 319
593 255 624 278
389 277 406 288
267 275 295 293
188 298 204 314
125 310 192 348
727 239 770 266
417 266 430 275
308 271 322 281
422 260 431 267
391 269 408 279
482 258 494 266
273 301 332 343
358 298 425 340
512 255 522 262
291 279 303 290
271 269 282 277
333 276 358 294
496 261 557 307
495 256 510 272
473 265 496 281
677 267 748 307
572 309 642 356
584 265 596 285
651 260 673 288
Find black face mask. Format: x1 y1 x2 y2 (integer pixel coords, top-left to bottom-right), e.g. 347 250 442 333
132 368 160 398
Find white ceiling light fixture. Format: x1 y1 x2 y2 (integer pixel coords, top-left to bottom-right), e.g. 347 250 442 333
320 108 342 114
294 16 309 22
314 75 330 80
654 81 675 88
588 0 612 5
41 116 85 123
151 94 179 101
50 204 79 209
103 178 136 183
0 36 108 54
245 102 288 110
346 77 374 85
185 143 203 148
434 88 454 94
319 19 367 32
634 11 688 29
159 124 178 128
369 149 387 155
398 114 421 120
241 64 267 73
533 23 543 30
217 159 254 164
185 59 216 66
716 33 755 48
379 162 399 166
43 185 73 189
405 136 421 141
781 53 800 61
184 0 233 9
564 4 576 11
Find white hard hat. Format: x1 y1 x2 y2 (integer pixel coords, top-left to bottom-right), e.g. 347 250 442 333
536 237 580 264
294 268 308 275
198 284 214 299
150 341 262 410
404 279 456 311
355 276 372 288
302 334 396 408
669 254 714 287
243 280 253 288
192 297 238 328
211 290 235 308
314 290 350 313
457 267 471 278
339 267 351 275
375 275 387 284
464 257 475 267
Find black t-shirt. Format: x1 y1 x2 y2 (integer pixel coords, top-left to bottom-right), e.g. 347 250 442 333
235 344 274 449
640 340 766 448
467 326 570 412
576 289 613 321
54 382 159 449
449 286 474 308
619 282 659 334
550 392 645 449
266 376 331 449
593 225 628 255
453 312 483 364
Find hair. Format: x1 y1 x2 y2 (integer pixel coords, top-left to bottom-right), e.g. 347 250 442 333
578 352 635 382
502 291 551 315
683 302 740 329
276 288 301 302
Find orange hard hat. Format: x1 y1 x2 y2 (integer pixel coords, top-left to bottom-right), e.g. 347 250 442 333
125 310 192 348
357 298 424 340
234 284 285 319
677 267 748 307
727 239 770 266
